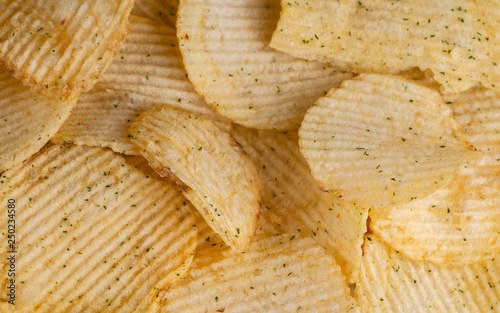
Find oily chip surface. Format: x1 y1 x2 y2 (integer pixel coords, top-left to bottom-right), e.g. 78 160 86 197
299 74 480 209
176 0 351 130
270 0 500 94
0 145 198 312
0 0 134 100
129 106 261 251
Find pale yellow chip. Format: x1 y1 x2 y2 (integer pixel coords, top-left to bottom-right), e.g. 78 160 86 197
160 234 358 312
270 0 500 94
0 0 134 100
52 15 231 155
133 0 178 27
0 69 75 172
230 125 368 284
299 74 480 209
129 106 262 251
176 0 352 130
0 145 198 312
371 87 500 266
356 234 500 312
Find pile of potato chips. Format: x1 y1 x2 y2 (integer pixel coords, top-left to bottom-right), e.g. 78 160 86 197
0 0 499 311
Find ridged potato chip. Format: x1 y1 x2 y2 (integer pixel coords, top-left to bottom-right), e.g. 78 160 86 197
356 235 500 312
160 235 358 312
52 16 230 155
176 0 352 130
133 0 178 27
270 0 500 94
299 74 480 209
371 87 500 266
129 106 261 251
0 69 75 173
0 145 198 312
231 125 368 284
0 0 134 100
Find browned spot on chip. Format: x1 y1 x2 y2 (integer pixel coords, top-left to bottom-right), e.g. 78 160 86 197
149 159 192 192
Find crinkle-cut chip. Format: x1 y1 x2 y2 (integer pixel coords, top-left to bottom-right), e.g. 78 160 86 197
125 155 229 253
371 87 500 266
99 15 229 129
52 16 231 155
0 145 198 312
133 0 178 27
176 0 352 130
356 235 500 312
160 235 358 312
52 88 142 155
0 0 134 100
270 0 500 94
129 106 261 251
231 125 368 284
0 69 75 173
299 74 481 209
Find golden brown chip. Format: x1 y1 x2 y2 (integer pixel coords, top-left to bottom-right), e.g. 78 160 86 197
0 0 134 100
133 0 178 27
160 235 358 312
129 106 261 251
0 69 75 172
0 145 198 312
371 87 500 266
52 15 231 155
230 125 368 284
176 0 352 130
299 74 480 209
356 234 500 312
270 0 500 94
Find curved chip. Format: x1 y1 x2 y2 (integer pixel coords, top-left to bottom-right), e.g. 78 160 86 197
356 235 500 312
52 15 231 155
0 0 134 100
270 0 500 94
129 106 261 250
231 125 368 284
371 87 500 266
0 69 75 173
299 74 481 209
160 235 357 312
133 0 178 27
0 145 198 312
176 0 352 130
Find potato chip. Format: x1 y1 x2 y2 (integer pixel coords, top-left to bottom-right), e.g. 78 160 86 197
0 69 75 172
299 74 480 209
0 145 198 312
176 0 352 130
270 0 500 94
371 87 500 266
133 0 178 27
230 125 368 284
160 235 358 312
129 106 261 251
0 0 134 100
356 234 500 312
52 16 231 155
